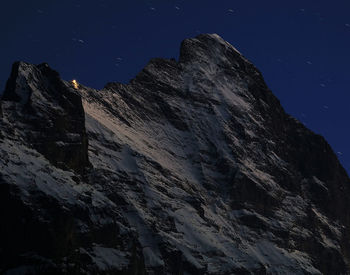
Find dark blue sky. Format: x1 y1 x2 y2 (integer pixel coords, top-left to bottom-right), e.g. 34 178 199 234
1 0 349 173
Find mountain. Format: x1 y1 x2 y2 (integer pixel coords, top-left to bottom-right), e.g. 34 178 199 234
1 34 350 275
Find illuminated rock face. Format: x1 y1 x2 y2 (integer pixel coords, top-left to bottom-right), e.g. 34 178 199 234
1 34 350 274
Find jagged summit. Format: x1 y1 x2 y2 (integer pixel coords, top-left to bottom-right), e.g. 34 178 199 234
1 34 350 274
179 33 242 63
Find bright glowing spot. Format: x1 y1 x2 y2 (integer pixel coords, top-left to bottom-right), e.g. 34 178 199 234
72 79 79 89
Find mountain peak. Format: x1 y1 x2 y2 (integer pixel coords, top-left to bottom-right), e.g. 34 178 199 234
2 61 33 103
1 35 350 274
179 33 242 64
1 61 62 104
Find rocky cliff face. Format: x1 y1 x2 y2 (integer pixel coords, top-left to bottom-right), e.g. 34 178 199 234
1 34 350 275
1 62 89 174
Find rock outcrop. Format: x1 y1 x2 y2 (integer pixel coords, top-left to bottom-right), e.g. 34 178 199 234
0 34 349 275
1 62 89 174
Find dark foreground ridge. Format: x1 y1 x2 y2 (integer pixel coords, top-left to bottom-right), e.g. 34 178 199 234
0 34 349 274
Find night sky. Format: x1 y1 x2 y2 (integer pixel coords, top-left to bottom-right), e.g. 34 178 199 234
1 0 349 173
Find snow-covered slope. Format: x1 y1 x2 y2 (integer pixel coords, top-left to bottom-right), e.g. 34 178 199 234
1 34 350 275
